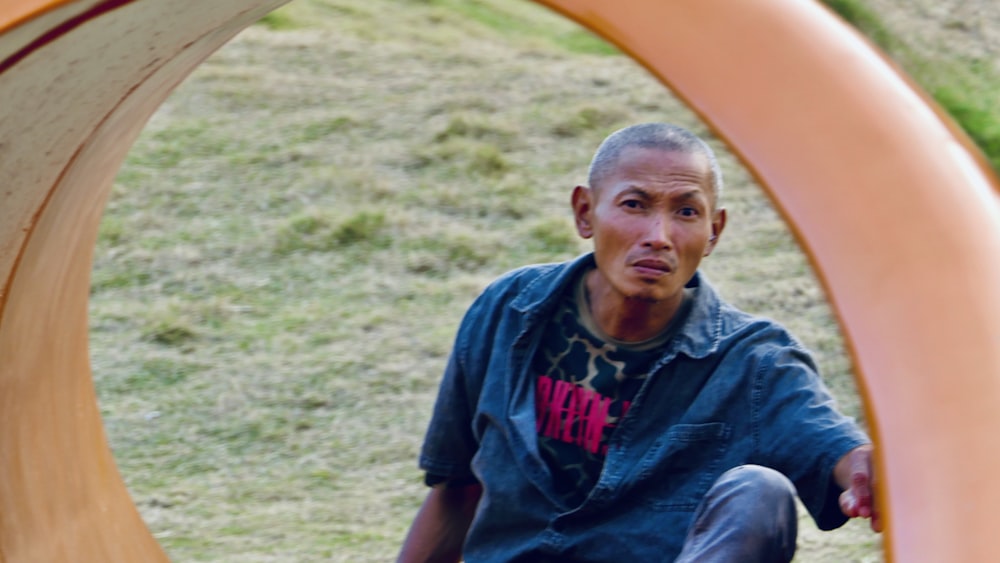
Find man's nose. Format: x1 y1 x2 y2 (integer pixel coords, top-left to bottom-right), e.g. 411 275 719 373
641 215 672 249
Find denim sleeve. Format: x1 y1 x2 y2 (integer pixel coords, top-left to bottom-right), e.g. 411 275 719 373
415 266 531 485
418 313 482 484
753 342 871 530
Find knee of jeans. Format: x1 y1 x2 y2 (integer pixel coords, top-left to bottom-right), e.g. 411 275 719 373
716 464 796 504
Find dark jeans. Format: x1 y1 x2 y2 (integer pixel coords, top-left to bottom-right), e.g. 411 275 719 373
675 465 798 563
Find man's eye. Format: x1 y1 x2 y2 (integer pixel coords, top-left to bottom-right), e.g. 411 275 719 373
678 207 699 217
622 200 643 209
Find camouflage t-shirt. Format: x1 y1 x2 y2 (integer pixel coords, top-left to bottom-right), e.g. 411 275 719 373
532 271 692 508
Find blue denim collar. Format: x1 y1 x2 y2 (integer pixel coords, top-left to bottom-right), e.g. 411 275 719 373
509 253 723 360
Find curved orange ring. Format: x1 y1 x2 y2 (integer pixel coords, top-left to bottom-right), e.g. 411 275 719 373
2 0 999 561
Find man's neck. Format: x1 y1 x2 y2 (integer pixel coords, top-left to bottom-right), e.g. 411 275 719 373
583 269 685 343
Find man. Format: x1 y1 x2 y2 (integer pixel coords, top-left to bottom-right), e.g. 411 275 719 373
399 123 880 562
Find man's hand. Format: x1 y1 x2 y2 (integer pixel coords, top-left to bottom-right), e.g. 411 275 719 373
834 444 882 532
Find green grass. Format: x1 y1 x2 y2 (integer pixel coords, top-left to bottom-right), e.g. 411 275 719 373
254 1 323 30
823 0 902 54
933 78 1000 172
87 0 1000 559
274 208 390 254
426 0 618 55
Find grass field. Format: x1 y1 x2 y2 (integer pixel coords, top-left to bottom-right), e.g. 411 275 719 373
83 0 996 559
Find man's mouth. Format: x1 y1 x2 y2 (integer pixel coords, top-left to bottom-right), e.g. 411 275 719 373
631 258 673 274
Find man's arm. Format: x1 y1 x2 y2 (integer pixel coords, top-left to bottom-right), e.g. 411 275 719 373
397 482 483 563
834 444 883 532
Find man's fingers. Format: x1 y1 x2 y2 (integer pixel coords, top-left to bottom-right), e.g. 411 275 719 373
842 471 877 519
839 446 882 532
839 489 858 517
853 472 873 516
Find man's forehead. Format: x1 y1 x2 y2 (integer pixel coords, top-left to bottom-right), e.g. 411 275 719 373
598 146 718 205
606 148 709 184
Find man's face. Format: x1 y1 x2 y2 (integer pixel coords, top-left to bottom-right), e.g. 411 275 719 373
572 147 726 306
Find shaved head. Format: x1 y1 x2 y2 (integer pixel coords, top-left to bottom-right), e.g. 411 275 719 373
587 123 723 207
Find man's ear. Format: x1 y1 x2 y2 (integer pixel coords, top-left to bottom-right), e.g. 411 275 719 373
704 208 727 257
571 185 595 239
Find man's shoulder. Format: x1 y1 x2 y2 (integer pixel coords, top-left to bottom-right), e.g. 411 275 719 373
719 302 805 349
453 257 591 343
692 277 810 359
486 261 568 292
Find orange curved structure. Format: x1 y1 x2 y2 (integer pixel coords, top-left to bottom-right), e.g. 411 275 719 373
2 0 998 561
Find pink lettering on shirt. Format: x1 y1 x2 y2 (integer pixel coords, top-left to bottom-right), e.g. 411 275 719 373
535 374 622 456
581 393 612 454
542 379 573 439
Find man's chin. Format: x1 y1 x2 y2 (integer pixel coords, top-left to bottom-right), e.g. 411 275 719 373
623 291 666 304
621 280 687 304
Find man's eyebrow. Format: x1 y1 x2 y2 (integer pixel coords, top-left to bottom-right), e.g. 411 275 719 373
614 186 710 204
673 189 709 202
616 186 651 198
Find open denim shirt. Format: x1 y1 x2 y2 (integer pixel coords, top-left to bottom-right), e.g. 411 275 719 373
419 254 870 561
